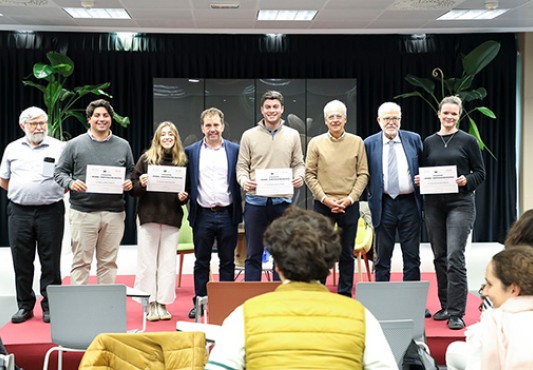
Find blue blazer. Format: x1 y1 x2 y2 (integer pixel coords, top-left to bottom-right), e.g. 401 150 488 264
364 130 423 229
185 140 243 228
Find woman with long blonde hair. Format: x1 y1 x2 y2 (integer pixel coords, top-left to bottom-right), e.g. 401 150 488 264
131 121 188 321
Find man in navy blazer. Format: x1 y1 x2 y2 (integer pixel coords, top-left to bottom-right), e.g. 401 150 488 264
185 107 242 319
364 102 423 285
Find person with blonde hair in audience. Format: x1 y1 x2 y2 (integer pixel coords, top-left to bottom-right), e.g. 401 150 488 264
446 246 533 370
130 121 188 321
205 206 397 370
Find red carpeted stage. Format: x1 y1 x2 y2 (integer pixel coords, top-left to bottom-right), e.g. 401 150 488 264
1 272 481 370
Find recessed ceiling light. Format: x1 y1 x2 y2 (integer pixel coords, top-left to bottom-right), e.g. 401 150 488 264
257 9 317 21
63 7 131 19
437 8 508 20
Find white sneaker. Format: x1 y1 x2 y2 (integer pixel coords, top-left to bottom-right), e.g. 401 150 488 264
147 302 159 321
157 303 172 320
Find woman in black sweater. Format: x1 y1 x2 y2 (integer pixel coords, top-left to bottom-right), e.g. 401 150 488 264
130 121 188 321
418 96 486 330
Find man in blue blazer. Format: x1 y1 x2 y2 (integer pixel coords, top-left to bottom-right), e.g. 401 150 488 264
185 107 242 319
364 102 423 285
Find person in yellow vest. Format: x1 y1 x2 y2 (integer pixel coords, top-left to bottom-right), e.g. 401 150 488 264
205 207 397 370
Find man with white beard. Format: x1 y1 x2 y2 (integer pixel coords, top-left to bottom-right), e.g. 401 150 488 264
0 107 65 324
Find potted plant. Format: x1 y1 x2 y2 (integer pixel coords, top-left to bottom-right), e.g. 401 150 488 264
395 40 500 157
22 51 130 140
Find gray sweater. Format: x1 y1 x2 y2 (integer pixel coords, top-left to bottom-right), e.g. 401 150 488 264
54 132 134 212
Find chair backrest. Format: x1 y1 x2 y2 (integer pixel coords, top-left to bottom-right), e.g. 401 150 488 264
178 206 193 247
379 319 414 366
355 281 429 340
47 284 127 349
207 282 280 325
355 217 373 252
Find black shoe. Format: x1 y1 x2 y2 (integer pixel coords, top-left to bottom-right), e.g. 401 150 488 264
43 311 50 323
425 308 432 318
11 308 34 324
188 307 197 319
448 315 465 330
433 309 450 321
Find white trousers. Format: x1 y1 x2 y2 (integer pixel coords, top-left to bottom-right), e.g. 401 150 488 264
134 221 179 304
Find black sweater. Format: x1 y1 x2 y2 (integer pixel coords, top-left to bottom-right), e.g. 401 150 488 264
420 130 485 193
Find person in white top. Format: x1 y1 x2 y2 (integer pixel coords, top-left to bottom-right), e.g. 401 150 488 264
446 246 533 370
0 106 65 324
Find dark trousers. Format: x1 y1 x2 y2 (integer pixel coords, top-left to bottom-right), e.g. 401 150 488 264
375 194 421 282
424 192 476 317
244 200 290 281
314 201 359 297
192 207 237 302
8 200 64 312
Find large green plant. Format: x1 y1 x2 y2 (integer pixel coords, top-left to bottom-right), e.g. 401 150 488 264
22 51 130 140
395 40 500 157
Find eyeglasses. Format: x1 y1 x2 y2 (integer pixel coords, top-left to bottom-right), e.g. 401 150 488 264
25 121 48 128
326 114 345 120
381 117 401 123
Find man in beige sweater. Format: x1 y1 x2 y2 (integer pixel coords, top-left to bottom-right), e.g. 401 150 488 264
305 99 369 297
236 90 305 281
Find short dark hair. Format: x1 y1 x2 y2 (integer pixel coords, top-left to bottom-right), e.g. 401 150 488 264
492 246 533 296
86 99 114 118
261 90 284 106
504 209 533 248
264 207 340 282
200 107 224 125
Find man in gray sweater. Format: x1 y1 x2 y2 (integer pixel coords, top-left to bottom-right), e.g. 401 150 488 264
55 99 134 285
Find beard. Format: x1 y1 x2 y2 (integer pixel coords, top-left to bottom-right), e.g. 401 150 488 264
26 129 47 145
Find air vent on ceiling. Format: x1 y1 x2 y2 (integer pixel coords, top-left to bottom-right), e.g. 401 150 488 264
0 0 48 5
391 0 459 10
210 2 239 9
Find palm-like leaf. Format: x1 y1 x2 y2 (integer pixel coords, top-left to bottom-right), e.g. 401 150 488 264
396 41 500 156
22 51 129 140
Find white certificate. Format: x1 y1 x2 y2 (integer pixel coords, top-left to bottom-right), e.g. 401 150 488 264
255 168 293 196
419 165 459 195
146 165 186 193
85 165 126 194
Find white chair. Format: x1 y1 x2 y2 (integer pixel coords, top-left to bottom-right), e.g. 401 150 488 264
355 281 429 341
379 319 414 366
43 284 127 370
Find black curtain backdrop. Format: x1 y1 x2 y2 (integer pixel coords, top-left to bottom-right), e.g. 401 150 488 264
0 31 517 246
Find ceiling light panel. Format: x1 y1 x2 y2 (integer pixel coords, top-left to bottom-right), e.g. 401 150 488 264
437 8 508 19
257 9 317 21
63 7 131 19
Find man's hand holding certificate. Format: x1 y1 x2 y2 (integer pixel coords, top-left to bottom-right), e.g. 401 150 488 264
85 165 126 194
419 165 459 195
146 165 186 193
255 168 294 196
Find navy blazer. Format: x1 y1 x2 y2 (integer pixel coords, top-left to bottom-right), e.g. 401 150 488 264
185 139 243 228
364 130 423 229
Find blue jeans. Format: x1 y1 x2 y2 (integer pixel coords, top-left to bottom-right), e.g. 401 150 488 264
314 201 359 297
375 194 421 282
192 207 237 301
424 192 476 317
244 200 290 281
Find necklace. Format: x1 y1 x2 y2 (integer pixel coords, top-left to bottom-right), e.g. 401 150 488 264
440 132 456 148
